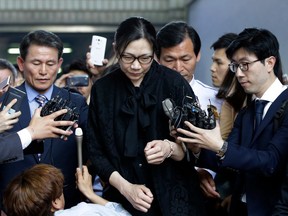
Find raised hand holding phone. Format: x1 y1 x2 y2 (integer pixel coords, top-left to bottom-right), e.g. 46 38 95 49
90 35 107 66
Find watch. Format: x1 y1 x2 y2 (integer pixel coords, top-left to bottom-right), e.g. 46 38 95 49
216 141 228 158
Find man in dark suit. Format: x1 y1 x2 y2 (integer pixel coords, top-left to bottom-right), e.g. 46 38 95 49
176 28 288 216
0 99 75 164
0 30 88 210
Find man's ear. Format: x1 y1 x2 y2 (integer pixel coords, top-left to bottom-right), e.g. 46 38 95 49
51 198 62 212
16 56 25 72
196 50 201 63
266 56 276 73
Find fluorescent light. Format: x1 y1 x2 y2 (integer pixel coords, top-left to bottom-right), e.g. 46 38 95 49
63 47 72 53
8 48 20 54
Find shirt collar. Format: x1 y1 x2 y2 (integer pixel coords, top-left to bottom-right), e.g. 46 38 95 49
254 78 287 102
25 82 54 103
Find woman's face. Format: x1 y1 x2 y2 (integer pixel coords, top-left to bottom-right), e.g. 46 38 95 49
118 38 154 87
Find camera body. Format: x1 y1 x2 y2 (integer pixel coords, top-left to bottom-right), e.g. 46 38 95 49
41 95 79 131
162 96 216 130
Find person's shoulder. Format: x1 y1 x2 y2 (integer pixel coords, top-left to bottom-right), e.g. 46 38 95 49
194 79 218 92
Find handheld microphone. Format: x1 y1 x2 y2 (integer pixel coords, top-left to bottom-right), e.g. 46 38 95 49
162 98 174 119
75 128 83 170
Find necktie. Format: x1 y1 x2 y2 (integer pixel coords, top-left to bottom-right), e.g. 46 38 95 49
254 99 268 131
35 95 47 108
34 94 47 161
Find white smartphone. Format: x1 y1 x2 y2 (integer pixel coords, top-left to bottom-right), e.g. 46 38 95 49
90 35 107 66
0 76 10 89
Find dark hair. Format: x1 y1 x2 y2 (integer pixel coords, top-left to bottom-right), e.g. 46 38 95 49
3 164 64 216
217 71 250 112
156 21 201 58
0 58 17 84
211 33 247 111
63 59 92 78
20 30 63 60
226 28 283 83
114 17 156 56
210 33 238 50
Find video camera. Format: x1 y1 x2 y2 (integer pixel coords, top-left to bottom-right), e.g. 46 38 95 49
162 96 217 130
40 95 79 131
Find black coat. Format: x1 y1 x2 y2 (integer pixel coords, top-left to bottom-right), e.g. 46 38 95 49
87 61 206 216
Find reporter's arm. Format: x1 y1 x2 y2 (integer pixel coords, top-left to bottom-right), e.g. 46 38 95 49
76 166 108 206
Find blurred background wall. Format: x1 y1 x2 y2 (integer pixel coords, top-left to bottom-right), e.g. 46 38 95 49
188 0 288 85
0 0 287 84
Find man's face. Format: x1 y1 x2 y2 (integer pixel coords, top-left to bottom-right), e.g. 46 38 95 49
158 37 200 82
210 48 230 87
232 48 275 98
17 44 63 94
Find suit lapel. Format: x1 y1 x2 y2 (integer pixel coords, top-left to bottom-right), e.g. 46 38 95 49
251 89 288 143
241 105 255 147
40 86 65 162
18 84 31 129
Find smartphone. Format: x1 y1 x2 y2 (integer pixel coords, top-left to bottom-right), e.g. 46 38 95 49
90 35 107 66
0 86 26 114
0 76 10 89
66 75 89 87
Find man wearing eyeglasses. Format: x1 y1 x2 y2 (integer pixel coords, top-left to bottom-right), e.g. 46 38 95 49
176 28 288 216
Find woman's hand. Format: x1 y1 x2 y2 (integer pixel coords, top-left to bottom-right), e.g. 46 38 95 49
109 171 153 212
122 183 153 212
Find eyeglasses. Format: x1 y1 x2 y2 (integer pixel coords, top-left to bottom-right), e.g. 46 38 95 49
228 59 262 73
120 54 154 64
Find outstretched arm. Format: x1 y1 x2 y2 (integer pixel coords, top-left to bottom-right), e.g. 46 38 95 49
76 165 108 206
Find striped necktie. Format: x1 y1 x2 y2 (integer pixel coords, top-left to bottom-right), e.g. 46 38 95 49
34 94 47 161
35 95 47 108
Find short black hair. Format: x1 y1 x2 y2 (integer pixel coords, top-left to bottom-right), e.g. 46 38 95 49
20 30 63 60
210 33 238 51
156 21 201 58
226 28 283 80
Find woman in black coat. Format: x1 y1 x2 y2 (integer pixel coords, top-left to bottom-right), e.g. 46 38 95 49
87 16 206 216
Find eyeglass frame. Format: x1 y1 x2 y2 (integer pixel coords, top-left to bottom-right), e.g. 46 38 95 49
119 53 154 65
228 59 264 73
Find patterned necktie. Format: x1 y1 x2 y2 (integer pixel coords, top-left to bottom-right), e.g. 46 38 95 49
254 99 268 131
35 95 47 108
34 95 47 161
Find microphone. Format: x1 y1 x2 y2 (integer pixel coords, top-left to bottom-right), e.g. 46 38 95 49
162 98 174 119
75 128 83 170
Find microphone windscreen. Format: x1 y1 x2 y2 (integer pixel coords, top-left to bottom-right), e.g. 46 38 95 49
162 98 174 119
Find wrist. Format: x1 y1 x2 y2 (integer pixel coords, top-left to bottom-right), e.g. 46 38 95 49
164 139 174 158
216 141 228 159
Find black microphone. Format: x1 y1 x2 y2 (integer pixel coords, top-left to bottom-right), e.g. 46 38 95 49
162 98 174 119
75 128 83 170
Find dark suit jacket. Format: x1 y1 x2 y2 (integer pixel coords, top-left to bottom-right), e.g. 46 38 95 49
0 83 88 209
198 88 288 216
273 160 288 215
0 132 23 163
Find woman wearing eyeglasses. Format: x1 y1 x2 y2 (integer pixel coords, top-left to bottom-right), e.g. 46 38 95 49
86 17 207 216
